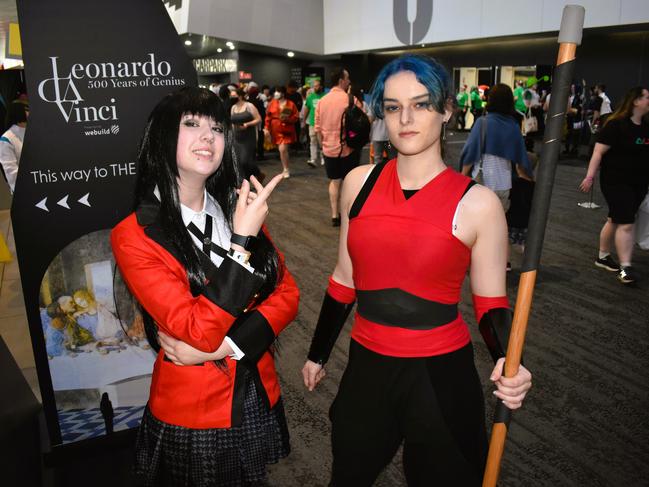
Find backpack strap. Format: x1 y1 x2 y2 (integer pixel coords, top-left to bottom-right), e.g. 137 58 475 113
478 115 487 174
338 93 355 158
349 161 389 220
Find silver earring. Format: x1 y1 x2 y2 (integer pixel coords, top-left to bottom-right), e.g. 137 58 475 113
442 122 447 141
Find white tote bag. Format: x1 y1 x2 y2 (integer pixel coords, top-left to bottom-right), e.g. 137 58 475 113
636 192 649 250
523 109 538 135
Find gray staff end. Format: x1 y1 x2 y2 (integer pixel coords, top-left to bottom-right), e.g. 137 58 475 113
558 5 585 45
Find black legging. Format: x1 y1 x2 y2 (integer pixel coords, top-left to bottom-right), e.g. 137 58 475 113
330 340 487 487
457 108 467 130
234 128 261 180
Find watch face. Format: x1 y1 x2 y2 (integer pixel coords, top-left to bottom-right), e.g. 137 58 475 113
231 250 249 264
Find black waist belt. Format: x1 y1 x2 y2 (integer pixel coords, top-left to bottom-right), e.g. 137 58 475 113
356 289 458 330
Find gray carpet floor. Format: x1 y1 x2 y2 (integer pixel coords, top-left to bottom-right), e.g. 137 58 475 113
257 134 649 487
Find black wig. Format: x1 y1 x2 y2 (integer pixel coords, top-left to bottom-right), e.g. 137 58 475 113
135 87 281 301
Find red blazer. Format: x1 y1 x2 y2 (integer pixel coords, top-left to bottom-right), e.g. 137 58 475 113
111 198 299 429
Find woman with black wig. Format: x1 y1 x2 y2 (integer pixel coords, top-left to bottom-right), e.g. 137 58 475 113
111 87 298 486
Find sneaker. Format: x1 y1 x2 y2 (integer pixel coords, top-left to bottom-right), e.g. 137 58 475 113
320 157 325 166
595 255 620 272
306 159 317 168
282 169 290 179
506 262 512 272
617 266 637 284
331 216 341 227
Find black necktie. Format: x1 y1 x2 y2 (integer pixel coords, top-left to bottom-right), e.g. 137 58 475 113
186 214 228 259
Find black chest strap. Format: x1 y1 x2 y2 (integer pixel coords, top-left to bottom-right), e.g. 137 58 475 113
349 160 389 220
462 179 477 198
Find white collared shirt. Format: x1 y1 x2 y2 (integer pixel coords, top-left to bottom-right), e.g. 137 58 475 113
154 187 246 360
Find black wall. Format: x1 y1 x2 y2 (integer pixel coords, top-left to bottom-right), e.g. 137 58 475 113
344 27 649 105
236 50 341 89
195 26 648 105
0 70 26 131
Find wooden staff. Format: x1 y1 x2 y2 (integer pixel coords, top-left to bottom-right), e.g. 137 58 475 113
482 5 585 487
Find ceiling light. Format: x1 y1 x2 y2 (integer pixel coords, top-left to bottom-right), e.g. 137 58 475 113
184 40 192 46
226 41 234 47
217 48 222 53
229 45 235 50
287 51 295 57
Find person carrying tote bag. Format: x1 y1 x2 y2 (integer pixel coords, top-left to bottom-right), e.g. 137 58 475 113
523 107 538 135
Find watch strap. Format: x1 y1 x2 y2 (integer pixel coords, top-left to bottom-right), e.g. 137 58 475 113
230 233 255 250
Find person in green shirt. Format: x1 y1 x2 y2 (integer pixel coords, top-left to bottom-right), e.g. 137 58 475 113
470 86 483 120
304 79 326 167
456 85 469 130
513 80 526 125
513 81 526 112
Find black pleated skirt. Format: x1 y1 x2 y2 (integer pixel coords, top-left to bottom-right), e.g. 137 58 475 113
134 377 290 487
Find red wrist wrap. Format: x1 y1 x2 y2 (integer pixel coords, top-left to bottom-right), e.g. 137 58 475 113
472 294 509 323
327 276 356 304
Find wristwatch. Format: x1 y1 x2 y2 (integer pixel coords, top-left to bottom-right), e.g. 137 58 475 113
230 233 256 251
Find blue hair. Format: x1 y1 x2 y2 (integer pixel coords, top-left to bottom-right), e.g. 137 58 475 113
369 54 450 119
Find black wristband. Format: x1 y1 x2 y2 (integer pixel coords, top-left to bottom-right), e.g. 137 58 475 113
230 233 256 250
307 292 355 365
479 307 512 364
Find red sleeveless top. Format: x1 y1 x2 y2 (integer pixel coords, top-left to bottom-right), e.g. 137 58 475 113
347 160 473 357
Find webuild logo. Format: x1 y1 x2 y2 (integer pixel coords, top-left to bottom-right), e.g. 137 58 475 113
37 53 186 136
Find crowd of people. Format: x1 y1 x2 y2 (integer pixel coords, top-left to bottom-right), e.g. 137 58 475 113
150 65 647 307
208 69 372 227
452 76 648 285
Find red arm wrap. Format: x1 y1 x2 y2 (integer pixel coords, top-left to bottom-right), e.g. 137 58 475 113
472 294 509 323
328 276 356 304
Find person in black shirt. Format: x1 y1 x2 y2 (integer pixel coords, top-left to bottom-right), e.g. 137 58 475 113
564 83 583 155
286 80 304 150
247 82 267 161
579 86 649 284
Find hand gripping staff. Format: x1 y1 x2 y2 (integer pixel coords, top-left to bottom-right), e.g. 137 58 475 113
482 5 585 487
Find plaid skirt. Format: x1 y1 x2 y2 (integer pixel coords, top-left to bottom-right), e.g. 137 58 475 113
135 376 290 487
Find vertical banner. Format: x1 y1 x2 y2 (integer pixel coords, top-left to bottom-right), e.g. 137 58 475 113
13 0 197 447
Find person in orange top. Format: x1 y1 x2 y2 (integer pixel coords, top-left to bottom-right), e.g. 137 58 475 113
315 68 362 226
264 85 299 178
111 87 298 486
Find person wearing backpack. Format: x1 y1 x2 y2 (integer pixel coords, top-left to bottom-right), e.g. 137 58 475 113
315 68 367 226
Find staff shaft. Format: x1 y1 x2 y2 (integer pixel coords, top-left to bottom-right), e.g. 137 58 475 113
482 5 583 486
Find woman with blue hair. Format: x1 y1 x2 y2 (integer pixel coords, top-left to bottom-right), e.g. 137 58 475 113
302 54 532 486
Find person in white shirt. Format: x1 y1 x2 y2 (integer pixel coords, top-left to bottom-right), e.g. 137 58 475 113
0 100 28 193
593 83 613 123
